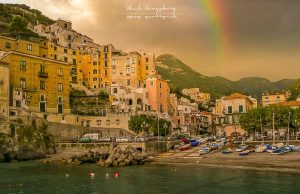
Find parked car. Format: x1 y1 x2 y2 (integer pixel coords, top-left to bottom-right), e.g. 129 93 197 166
79 137 92 143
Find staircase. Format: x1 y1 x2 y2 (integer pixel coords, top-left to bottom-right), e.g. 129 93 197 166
71 83 97 96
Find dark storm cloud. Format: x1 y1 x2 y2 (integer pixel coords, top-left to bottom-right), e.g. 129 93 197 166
8 0 300 80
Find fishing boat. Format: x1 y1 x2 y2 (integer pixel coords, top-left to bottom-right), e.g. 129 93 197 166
270 146 292 155
179 144 191 151
236 144 248 152
208 143 219 151
239 150 250 156
199 147 210 155
190 139 200 147
222 147 232 154
292 145 300 151
255 144 270 153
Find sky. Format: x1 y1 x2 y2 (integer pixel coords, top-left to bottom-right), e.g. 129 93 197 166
2 0 300 81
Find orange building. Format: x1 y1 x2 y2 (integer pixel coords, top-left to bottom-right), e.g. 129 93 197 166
146 75 170 113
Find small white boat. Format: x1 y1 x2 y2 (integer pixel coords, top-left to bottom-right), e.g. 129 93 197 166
236 144 248 152
255 145 267 153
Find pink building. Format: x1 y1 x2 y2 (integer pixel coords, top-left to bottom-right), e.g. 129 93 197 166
146 75 170 113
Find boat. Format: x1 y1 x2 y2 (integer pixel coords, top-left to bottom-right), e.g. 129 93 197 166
199 147 210 155
255 144 270 153
179 144 191 151
239 150 250 156
292 146 300 151
222 147 232 154
190 139 200 147
236 144 248 152
270 146 292 155
208 143 219 150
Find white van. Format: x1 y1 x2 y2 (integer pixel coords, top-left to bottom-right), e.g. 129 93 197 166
82 133 99 141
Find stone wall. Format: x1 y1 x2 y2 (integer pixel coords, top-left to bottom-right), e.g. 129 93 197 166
47 122 135 142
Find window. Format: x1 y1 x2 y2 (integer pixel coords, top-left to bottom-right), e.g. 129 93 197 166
40 80 45 90
131 58 135 64
40 64 46 72
20 78 26 89
105 70 108 76
64 48 67 53
228 106 232 114
27 44 32 51
160 93 162 98
93 77 97 81
93 69 97 74
160 83 162 88
146 57 149 62
72 50 76 55
58 96 63 104
68 43 71 49
112 59 116 65
97 120 101 126
54 46 57 51
126 67 131 74
58 83 63 92
131 67 135 73
106 120 110 125
19 61 26 70
146 65 149 70
150 81 154 87
104 53 108 59
5 42 11 49
104 46 108 52
73 59 76 65
93 61 97 66
40 94 45 101
277 96 280 100
54 55 57 60
239 105 243 113
64 23 68 28
67 35 71 40
58 68 63 76
127 79 131 86
64 57 68 62
104 60 108 67
116 119 120 125
113 88 117 94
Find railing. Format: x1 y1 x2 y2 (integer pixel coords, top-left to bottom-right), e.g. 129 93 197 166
38 71 48 78
23 87 37 92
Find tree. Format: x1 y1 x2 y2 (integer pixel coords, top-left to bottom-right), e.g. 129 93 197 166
240 106 296 134
10 16 27 36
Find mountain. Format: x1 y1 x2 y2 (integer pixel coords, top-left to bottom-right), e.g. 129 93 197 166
0 3 54 38
156 54 297 99
288 79 300 99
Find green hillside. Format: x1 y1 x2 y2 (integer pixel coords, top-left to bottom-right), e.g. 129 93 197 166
0 3 54 38
156 54 296 99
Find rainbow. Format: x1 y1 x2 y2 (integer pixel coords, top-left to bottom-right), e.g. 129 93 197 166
196 0 234 58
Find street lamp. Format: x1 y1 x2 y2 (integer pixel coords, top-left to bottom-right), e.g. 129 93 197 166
272 113 275 144
287 112 291 145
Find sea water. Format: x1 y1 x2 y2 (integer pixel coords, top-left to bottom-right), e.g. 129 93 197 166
0 162 299 194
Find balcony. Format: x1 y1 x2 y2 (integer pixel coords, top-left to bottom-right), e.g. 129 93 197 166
70 71 77 76
38 71 48 78
23 87 37 92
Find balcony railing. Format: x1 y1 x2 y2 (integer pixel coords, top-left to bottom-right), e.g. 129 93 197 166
23 87 37 92
38 71 48 78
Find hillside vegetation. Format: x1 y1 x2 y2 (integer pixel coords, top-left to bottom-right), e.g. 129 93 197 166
0 3 54 38
156 54 296 99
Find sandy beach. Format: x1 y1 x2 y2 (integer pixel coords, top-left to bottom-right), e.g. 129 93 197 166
154 146 300 173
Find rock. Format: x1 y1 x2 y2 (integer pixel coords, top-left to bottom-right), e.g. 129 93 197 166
94 151 100 159
112 160 118 167
118 162 125 167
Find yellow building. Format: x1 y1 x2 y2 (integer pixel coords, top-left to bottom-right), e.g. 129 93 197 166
0 61 10 134
0 35 71 114
81 45 113 91
138 51 156 81
262 91 289 107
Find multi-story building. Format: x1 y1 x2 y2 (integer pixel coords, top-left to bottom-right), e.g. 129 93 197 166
146 75 170 114
262 91 289 107
33 18 98 49
111 50 143 89
138 50 156 81
81 45 113 91
214 93 257 136
0 61 10 134
0 36 71 114
182 88 210 103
